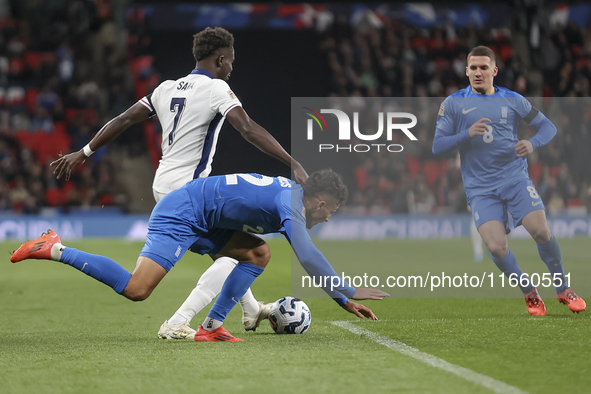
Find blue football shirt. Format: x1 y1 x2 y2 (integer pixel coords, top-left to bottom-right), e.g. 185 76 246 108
183 173 356 301
434 85 536 198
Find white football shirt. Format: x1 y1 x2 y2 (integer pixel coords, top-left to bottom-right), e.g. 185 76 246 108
138 69 242 196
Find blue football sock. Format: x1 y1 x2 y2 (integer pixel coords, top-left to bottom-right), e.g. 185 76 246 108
491 249 534 294
207 263 264 323
60 248 131 294
537 234 568 293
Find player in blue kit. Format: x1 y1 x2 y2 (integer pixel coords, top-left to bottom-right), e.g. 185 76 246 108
11 169 389 341
433 46 585 316
50 27 309 338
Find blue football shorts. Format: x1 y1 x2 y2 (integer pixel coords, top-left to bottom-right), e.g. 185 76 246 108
139 188 235 271
468 177 545 234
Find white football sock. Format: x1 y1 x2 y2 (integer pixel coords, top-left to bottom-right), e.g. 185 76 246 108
167 256 261 325
239 288 260 316
50 243 65 261
201 317 222 331
168 257 235 325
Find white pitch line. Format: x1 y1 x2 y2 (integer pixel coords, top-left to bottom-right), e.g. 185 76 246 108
332 321 528 394
355 317 552 323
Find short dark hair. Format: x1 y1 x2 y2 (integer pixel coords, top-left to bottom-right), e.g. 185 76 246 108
192 27 234 62
303 169 348 205
467 46 496 65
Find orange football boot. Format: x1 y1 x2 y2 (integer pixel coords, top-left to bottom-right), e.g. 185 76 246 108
556 288 586 313
194 325 243 342
524 288 546 316
10 230 61 263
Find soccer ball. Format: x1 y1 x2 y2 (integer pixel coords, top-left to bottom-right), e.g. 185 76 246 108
268 297 311 334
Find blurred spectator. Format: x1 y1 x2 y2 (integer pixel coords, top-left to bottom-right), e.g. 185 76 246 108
547 190 565 215
410 179 436 214
9 175 31 213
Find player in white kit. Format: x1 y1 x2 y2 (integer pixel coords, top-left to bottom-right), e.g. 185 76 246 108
51 27 308 339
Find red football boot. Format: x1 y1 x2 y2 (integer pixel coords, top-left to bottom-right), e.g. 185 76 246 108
10 230 61 263
524 288 546 316
194 325 243 342
556 288 586 313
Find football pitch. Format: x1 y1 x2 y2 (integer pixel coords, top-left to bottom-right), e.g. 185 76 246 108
1 238 589 394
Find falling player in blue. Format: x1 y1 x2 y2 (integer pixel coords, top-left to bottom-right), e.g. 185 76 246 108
432 46 585 315
11 169 389 341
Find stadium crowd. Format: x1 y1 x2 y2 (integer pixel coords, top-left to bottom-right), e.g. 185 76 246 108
0 0 136 213
319 11 591 215
2 1 591 217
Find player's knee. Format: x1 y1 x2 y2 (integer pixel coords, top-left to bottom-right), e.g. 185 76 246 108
531 227 552 243
123 285 152 302
250 243 271 268
487 240 508 259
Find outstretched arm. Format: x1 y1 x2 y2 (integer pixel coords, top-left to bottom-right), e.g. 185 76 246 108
226 107 308 185
51 102 152 180
284 219 389 318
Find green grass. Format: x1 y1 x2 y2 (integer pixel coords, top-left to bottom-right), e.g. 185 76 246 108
1 238 590 393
